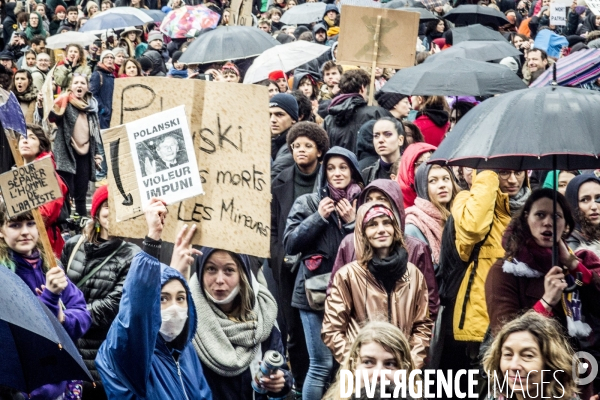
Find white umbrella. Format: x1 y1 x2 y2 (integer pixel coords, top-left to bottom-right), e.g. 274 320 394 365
243 41 330 84
93 7 154 23
46 31 99 49
280 2 326 24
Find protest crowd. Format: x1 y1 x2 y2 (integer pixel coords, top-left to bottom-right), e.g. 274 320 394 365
1 0 600 398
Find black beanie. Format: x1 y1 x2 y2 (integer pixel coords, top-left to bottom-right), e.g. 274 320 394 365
139 56 153 72
374 91 408 110
270 93 299 122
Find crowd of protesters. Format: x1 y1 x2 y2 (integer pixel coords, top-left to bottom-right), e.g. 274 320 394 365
1 0 600 398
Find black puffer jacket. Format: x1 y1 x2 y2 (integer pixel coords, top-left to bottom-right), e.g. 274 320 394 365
142 47 167 77
63 236 140 381
323 94 392 154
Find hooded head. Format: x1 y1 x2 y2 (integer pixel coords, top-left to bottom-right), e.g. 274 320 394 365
319 146 364 199
159 265 197 349
396 142 437 207
358 179 406 232
195 247 256 320
565 173 600 230
354 202 404 266
313 23 328 44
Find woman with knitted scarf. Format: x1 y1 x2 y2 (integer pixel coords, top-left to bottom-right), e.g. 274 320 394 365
24 11 48 40
322 202 433 369
404 163 460 267
190 247 293 400
0 204 91 400
486 188 600 399
10 69 38 123
46 74 101 217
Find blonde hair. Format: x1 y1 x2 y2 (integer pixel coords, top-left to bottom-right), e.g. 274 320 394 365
203 250 256 323
482 311 579 399
324 321 416 400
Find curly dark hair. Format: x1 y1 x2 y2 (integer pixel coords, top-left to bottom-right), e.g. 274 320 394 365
286 121 330 161
339 69 370 94
504 188 575 260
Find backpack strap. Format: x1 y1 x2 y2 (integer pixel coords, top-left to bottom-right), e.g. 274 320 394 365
66 235 86 272
76 241 126 289
458 216 495 330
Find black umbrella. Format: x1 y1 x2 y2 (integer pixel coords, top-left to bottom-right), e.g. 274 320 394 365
0 266 92 393
425 40 521 62
382 6 439 21
444 5 509 27
451 23 507 43
429 86 600 266
383 0 426 8
380 57 526 96
140 8 167 22
179 26 280 64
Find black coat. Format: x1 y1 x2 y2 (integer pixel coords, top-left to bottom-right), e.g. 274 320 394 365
323 95 392 154
63 236 140 380
143 47 167 77
283 147 363 310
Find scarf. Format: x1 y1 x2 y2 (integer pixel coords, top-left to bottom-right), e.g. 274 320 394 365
53 91 101 144
328 181 362 203
189 273 278 376
508 186 531 217
97 62 114 74
25 12 47 40
502 232 591 338
367 245 409 293
14 85 38 103
323 14 336 28
405 198 443 264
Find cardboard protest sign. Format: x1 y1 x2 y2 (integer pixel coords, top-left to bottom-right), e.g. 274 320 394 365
0 157 62 218
586 0 600 15
336 5 420 69
550 3 566 25
230 0 254 26
105 78 271 258
126 105 203 210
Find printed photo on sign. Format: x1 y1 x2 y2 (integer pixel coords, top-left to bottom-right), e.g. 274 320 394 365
137 129 189 177
125 105 204 210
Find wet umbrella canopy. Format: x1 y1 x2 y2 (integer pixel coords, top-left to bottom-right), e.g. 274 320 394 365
0 266 92 393
381 57 526 96
451 23 507 43
179 26 281 64
425 40 521 62
444 5 510 27
280 2 327 25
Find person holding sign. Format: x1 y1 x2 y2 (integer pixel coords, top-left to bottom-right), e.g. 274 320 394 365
46 73 102 217
18 124 69 258
284 147 364 400
63 185 141 400
95 200 212 400
0 203 91 400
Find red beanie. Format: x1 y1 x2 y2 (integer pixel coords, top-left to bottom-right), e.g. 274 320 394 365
55 5 67 13
268 70 286 81
91 185 109 218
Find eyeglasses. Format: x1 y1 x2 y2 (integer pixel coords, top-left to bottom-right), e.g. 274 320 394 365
291 142 315 150
498 170 525 179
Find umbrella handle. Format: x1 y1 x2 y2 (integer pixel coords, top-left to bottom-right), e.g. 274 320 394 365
563 271 582 293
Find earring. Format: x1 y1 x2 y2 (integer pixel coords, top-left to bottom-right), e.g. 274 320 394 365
95 222 100 233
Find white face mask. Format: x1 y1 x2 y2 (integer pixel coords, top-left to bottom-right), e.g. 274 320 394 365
204 284 240 305
159 304 188 342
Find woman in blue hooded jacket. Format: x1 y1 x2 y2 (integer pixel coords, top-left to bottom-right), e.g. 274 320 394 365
283 146 364 400
189 247 293 399
95 199 212 400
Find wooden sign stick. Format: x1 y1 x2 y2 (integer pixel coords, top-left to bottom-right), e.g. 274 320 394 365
368 15 382 106
5 132 58 269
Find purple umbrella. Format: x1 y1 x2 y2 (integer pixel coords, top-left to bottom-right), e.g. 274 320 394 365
530 48 600 88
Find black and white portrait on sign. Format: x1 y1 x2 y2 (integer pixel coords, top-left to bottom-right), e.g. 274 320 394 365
136 129 189 177
126 105 204 210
